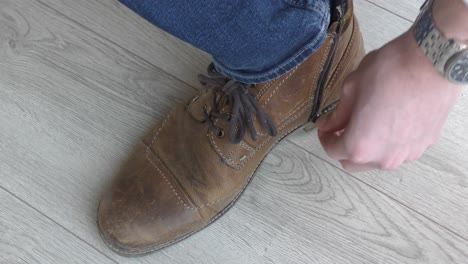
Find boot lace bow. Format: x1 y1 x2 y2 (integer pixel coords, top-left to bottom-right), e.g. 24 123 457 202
198 64 278 144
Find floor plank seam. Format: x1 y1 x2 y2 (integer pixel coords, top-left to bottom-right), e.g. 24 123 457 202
33 0 200 92
0 185 119 264
362 0 413 22
286 138 468 243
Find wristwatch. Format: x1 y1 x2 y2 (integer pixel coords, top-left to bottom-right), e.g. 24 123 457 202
414 0 468 85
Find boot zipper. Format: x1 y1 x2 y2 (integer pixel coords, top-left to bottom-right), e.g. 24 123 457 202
310 4 345 122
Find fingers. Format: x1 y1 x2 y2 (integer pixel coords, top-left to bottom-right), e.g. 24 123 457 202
340 148 414 173
318 130 349 161
316 80 357 133
316 80 357 161
314 45 449 174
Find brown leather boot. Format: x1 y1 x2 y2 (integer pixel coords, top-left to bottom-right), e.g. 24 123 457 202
98 0 365 256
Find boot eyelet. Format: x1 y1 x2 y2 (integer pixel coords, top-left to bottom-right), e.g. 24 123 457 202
216 129 225 138
202 105 209 115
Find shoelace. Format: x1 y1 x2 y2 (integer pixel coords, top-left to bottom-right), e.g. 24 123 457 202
198 64 278 144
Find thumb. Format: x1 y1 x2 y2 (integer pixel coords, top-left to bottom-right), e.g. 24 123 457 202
316 81 357 133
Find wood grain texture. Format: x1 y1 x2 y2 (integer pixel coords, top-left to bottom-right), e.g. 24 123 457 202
0 0 467 263
364 0 425 21
0 188 115 264
247 140 468 264
34 0 211 88
0 0 195 262
354 0 411 51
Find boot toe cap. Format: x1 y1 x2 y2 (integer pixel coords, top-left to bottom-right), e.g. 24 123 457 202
97 142 203 255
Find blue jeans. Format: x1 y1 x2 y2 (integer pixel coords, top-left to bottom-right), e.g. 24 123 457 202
119 0 332 83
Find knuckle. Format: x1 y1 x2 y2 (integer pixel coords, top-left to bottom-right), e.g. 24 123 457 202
348 142 370 163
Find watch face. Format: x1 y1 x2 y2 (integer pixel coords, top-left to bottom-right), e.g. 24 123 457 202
446 50 468 84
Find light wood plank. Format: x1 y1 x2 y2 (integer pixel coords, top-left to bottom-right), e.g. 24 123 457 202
364 0 425 21
355 0 411 51
0 188 115 264
35 0 211 88
245 140 468 264
0 1 195 262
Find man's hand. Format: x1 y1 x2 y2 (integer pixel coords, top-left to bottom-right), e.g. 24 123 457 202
316 30 462 172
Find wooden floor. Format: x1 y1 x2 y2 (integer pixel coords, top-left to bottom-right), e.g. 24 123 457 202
1 0 467 263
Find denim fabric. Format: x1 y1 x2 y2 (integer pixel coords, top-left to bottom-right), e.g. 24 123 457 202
119 0 332 83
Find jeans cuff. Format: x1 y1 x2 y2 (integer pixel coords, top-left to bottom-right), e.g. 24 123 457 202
212 11 330 84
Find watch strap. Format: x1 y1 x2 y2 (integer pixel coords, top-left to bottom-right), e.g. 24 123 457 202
414 0 468 80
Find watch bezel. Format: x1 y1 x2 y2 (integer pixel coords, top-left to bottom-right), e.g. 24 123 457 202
445 49 468 84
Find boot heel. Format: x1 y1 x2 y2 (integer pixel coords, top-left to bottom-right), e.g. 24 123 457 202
303 122 316 132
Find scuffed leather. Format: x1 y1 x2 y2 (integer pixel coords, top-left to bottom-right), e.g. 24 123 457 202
97 0 365 254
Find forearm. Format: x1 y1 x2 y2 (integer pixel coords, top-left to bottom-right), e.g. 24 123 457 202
433 0 468 41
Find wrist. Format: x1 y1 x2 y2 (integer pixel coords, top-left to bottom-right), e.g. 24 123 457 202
400 30 462 91
432 0 468 41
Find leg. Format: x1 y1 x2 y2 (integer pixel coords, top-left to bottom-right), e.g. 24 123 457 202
118 0 331 83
